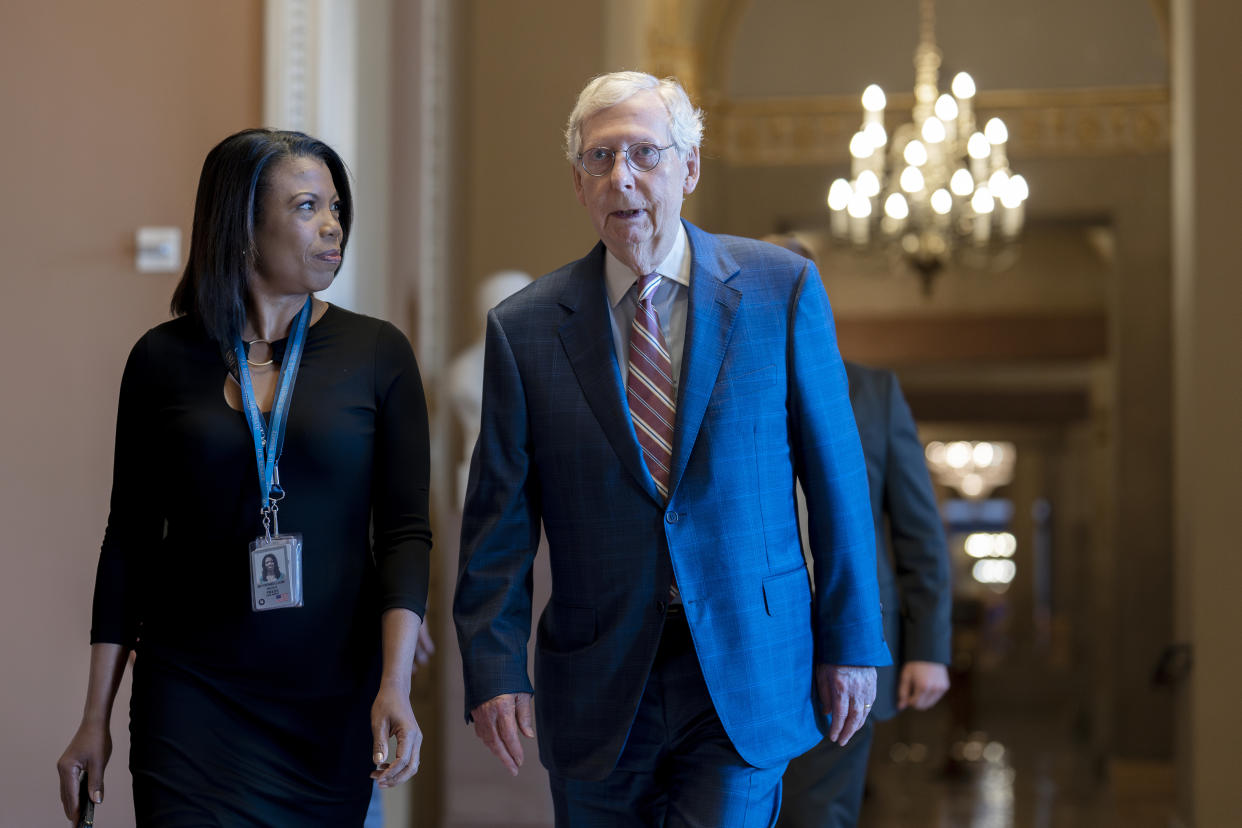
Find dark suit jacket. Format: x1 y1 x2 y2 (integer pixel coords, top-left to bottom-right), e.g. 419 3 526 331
844 362 952 721
454 222 890 781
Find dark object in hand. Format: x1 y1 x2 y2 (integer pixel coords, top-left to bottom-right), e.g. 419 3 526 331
77 774 95 828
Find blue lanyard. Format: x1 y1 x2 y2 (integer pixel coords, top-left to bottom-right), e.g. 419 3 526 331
233 297 312 535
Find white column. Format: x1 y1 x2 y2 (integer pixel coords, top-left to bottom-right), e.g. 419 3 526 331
264 0 363 313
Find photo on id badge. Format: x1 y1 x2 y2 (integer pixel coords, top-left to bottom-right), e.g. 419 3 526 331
256 550 287 586
250 535 302 611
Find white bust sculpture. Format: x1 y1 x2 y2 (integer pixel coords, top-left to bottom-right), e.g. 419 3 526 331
447 269 533 506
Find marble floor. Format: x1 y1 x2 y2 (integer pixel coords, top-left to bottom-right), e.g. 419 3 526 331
857 705 1177 828
448 702 1178 828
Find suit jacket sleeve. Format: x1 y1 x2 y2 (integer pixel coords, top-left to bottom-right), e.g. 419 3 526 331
788 262 891 667
453 308 541 718
882 371 953 664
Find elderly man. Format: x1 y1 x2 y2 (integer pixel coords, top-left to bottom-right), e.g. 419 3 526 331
454 71 890 827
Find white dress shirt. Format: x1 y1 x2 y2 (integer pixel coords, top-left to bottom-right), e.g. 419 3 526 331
604 222 691 397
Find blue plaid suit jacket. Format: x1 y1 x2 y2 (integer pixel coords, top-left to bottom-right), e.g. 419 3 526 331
455 221 890 781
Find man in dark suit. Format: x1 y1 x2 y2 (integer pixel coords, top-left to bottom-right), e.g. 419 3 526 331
779 360 952 828
453 72 890 827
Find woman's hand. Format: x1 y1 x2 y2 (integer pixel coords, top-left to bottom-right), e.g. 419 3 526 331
57 643 129 823
369 681 423 788
56 718 111 823
370 608 426 788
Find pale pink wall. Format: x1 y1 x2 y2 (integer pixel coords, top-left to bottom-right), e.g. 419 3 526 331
0 3 261 824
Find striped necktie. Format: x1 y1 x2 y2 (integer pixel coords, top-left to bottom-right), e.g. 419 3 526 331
627 272 676 500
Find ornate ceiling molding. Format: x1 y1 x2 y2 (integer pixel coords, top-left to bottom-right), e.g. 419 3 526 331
711 86 1169 166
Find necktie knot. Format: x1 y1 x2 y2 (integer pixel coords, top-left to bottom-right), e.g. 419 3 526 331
636 272 663 304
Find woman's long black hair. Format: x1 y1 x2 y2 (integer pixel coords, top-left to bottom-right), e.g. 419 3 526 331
171 128 353 344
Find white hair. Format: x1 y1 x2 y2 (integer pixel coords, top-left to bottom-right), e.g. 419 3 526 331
564 71 705 163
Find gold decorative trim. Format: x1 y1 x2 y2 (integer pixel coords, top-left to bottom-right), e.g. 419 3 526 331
711 86 1170 165
642 0 702 100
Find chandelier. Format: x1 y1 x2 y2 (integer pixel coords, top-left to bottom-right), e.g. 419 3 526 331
924 440 1015 500
826 0 1028 293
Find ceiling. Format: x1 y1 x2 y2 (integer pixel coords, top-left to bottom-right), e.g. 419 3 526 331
725 0 1168 100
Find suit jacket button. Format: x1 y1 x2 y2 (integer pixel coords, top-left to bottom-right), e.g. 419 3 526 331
665 511 679 524
656 600 667 613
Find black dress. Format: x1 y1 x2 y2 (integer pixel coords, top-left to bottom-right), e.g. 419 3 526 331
91 306 431 826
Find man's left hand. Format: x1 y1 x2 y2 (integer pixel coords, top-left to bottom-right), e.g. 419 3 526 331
816 664 877 746
896 661 950 711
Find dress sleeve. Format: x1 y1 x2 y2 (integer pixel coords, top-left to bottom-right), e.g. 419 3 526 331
91 333 163 647
371 322 432 619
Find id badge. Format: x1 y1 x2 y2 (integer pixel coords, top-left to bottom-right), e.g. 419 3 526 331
250 533 304 611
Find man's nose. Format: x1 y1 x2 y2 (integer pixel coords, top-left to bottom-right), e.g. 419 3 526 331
609 154 635 188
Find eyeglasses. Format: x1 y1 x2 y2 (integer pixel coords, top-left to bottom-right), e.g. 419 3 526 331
577 142 675 177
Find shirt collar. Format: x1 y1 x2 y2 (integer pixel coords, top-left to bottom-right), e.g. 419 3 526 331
605 222 691 309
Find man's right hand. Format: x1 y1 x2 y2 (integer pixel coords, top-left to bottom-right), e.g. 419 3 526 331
470 692 535 776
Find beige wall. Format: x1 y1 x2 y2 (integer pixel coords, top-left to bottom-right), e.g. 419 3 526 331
459 0 605 334
1172 1 1242 823
0 3 261 824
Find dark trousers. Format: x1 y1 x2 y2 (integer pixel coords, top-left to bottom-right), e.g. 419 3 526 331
548 609 786 827
776 717 875 828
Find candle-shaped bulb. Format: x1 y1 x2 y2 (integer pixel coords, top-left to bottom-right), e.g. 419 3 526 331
972 186 995 244
849 131 874 160
935 94 959 122
971 186 995 215
1000 176 1026 237
950 168 975 196
952 72 976 99
828 178 852 237
921 117 947 144
862 84 886 112
847 191 873 219
855 169 881 198
931 189 953 215
848 191 872 245
1009 174 1029 202
984 117 1009 145
988 169 1010 193
1000 179 1024 209
903 139 929 167
967 132 991 160
884 192 910 220
862 121 887 148
827 178 853 211
899 166 926 193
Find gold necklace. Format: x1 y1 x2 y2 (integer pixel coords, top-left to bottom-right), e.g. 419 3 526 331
245 339 274 367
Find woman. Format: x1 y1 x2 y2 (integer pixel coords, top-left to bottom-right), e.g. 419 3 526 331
56 129 432 825
259 553 283 584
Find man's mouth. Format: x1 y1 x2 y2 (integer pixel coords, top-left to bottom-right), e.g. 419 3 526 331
612 209 644 219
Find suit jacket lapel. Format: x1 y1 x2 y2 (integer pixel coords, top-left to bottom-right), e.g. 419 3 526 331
558 244 660 500
670 222 741 496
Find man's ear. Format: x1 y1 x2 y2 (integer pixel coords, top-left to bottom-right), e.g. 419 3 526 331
572 163 587 206
683 145 701 196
